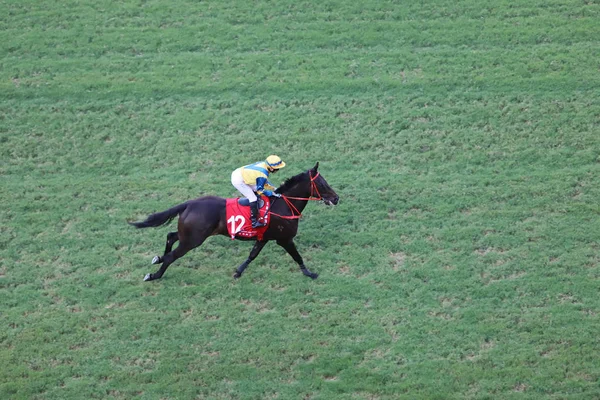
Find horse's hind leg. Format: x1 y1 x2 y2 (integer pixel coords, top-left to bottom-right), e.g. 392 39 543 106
144 233 208 281
144 241 192 281
276 239 318 279
152 231 179 265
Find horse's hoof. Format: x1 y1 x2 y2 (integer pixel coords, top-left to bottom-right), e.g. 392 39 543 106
233 272 241 279
143 273 152 281
151 256 160 265
302 269 318 279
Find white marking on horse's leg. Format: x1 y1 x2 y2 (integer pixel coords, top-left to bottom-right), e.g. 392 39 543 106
144 273 152 281
151 256 160 265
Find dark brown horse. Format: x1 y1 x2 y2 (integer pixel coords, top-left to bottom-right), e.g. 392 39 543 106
129 163 339 281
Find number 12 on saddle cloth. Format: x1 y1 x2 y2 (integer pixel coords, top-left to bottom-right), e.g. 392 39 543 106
225 197 271 240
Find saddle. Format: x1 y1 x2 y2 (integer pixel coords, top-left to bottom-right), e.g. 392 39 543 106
226 196 271 240
237 197 265 208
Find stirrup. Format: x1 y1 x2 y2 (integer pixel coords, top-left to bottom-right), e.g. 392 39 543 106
251 220 266 228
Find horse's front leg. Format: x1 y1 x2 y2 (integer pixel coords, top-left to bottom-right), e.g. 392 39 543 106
234 240 268 279
276 239 318 279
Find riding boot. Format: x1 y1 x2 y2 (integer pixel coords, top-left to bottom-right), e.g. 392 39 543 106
250 201 266 228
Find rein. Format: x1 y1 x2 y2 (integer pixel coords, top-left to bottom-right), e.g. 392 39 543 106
269 172 322 220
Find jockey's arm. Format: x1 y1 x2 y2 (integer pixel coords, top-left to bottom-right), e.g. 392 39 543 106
256 177 275 196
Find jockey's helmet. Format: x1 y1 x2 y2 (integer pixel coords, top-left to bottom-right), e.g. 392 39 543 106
266 155 286 170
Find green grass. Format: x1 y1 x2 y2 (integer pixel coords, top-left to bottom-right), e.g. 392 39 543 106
2 0 600 398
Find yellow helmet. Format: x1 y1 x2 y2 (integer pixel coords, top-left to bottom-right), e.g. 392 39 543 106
266 155 286 169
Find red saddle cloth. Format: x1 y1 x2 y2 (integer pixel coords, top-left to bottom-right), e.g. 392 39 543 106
225 197 271 240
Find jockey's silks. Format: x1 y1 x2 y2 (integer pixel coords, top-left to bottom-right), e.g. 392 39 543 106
238 161 275 193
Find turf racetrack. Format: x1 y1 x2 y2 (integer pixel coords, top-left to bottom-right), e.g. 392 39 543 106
2 0 600 398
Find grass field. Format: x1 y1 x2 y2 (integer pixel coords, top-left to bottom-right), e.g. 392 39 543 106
2 0 600 398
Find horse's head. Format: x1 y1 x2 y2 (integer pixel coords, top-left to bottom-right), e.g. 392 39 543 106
275 162 339 205
309 162 339 205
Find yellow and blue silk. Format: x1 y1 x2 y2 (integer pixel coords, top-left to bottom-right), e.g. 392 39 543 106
240 161 276 196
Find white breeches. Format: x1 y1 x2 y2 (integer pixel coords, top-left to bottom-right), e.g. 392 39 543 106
231 168 258 202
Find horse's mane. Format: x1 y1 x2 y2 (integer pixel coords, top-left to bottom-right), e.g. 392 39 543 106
275 170 310 194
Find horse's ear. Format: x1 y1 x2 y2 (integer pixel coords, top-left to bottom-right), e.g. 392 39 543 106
313 162 319 171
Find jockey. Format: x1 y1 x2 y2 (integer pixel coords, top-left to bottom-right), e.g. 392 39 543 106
231 155 286 228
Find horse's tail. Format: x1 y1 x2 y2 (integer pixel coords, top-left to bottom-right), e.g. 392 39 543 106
128 202 188 229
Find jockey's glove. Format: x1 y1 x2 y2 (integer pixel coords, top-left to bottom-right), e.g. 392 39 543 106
263 190 281 198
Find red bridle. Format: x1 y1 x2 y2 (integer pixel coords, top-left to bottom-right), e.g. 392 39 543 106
270 171 322 220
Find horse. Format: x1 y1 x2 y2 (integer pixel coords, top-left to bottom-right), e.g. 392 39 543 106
129 162 339 281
